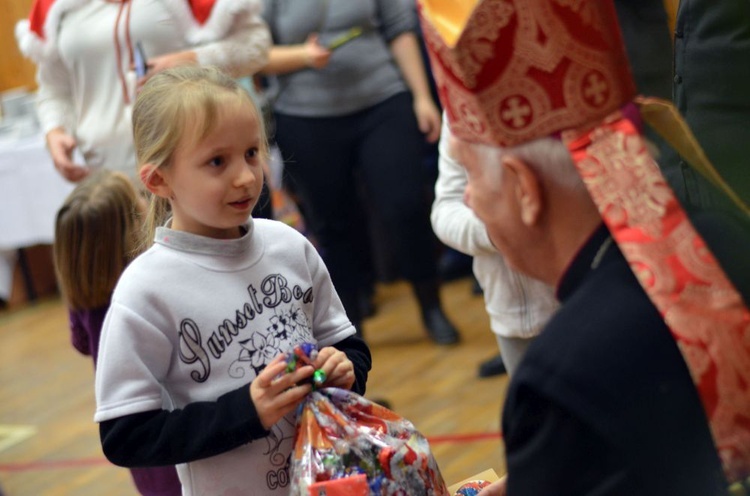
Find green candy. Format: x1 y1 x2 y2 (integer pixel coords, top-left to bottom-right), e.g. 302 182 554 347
313 369 327 386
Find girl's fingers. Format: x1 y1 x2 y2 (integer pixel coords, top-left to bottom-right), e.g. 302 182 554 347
277 383 313 408
287 365 314 386
328 369 354 389
256 358 289 386
266 364 314 394
327 363 354 387
312 347 335 369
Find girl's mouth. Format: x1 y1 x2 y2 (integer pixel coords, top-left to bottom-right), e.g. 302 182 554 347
230 198 252 209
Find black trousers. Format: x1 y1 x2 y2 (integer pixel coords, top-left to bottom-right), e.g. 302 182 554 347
274 93 438 325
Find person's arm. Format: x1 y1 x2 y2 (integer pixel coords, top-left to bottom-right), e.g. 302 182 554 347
99 384 269 467
431 118 496 256
332 335 371 395
35 51 88 182
101 342 316 468
261 34 331 75
388 32 441 143
145 6 272 79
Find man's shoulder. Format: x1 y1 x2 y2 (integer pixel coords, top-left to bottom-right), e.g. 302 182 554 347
510 253 679 419
534 257 663 367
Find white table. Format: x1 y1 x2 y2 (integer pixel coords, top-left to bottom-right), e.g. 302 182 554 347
0 130 75 300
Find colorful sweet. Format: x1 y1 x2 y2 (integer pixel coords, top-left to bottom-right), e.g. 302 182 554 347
454 480 492 496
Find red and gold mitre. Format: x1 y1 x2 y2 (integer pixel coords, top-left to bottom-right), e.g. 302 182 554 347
419 0 636 147
419 0 750 486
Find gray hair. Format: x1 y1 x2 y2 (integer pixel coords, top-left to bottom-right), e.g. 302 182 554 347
467 136 586 192
506 137 586 192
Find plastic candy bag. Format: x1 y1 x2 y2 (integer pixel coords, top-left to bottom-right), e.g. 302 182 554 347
286 345 449 496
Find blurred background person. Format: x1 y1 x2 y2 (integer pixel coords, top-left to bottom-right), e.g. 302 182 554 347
15 0 270 185
659 0 750 212
260 0 460 345
431 119 559 377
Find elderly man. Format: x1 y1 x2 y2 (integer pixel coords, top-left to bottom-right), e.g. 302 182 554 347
418 0 750 494
452 126 750 496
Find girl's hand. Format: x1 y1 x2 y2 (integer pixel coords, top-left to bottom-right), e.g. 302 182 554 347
46 128 88 182
413 95 442 144
250 354 314 430
478 476 507 496
304 34 331 69
313 346 355 390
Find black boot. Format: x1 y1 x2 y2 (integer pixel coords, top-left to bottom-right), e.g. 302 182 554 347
412 279 460 345
478 353 507 378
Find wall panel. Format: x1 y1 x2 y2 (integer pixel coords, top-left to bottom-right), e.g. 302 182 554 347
1 0 37 93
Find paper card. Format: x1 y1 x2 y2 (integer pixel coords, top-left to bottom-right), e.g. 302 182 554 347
447 468 501 494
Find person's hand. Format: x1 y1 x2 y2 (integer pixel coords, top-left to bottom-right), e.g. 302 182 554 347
313 346 355 390
135 50 198 89
413 95 442 143
250 354 314 430
304 34 331 69
478 476 507 496
45 128 89 182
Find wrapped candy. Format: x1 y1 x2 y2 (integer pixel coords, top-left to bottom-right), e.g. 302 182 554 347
453 480 492 496
286 343 449 496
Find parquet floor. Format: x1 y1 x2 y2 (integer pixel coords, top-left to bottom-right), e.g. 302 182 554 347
0 277 508 495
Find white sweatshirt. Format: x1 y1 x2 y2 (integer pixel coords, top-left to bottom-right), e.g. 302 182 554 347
95 218 355 495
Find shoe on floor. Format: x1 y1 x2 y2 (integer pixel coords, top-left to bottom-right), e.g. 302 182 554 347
478 354 506 378
422 307 460 345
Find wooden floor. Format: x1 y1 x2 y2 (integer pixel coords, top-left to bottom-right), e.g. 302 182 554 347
0 277 508 495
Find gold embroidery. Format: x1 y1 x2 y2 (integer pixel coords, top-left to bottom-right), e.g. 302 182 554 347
578 129 672 238
571 119 750 482
454 1 515 87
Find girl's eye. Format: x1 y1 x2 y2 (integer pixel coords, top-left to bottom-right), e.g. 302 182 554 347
209 156 225 167
246 148 259 160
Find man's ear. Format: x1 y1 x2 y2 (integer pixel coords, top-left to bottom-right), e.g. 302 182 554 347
140 163 171 199
502 156 543 226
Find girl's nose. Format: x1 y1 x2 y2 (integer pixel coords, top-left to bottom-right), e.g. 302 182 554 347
235 162 260 187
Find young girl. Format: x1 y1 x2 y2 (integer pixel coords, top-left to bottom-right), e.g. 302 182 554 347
93 65 371 495
53 169 182 496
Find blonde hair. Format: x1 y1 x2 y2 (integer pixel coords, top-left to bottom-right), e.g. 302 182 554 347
132 65 268 249
53 169 141 310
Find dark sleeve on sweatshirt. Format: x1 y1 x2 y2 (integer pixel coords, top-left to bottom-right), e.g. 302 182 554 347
99 383 269 467
332 334 371 396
